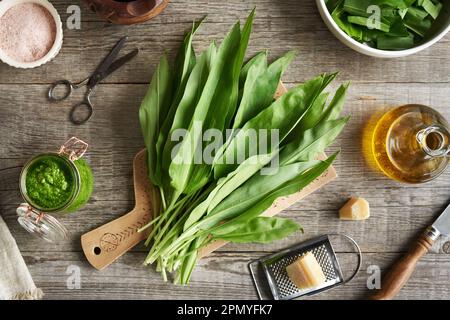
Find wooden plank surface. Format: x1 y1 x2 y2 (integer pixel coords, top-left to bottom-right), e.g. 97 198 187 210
0 0 449 300
21 251 450 300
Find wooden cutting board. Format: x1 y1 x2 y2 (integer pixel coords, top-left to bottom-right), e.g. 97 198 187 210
81 84 337 270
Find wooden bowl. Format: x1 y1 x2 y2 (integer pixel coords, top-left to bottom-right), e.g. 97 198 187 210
84 0 169 25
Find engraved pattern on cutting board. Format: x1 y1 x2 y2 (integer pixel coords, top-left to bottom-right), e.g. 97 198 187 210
99 213 151 252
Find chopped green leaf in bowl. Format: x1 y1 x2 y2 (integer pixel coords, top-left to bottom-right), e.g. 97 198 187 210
326 0 445 50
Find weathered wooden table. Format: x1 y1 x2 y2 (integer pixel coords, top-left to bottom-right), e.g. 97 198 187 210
0 0 449 300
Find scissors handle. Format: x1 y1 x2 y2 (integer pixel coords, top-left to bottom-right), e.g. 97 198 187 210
69 97 94 125
48 78 89 101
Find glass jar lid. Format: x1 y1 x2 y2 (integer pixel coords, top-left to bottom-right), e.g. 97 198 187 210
17 203 69 243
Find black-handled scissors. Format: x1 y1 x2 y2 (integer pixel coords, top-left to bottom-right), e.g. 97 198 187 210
48 36 139 125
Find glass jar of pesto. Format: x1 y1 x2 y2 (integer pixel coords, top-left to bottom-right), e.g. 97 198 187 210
17 137 94 242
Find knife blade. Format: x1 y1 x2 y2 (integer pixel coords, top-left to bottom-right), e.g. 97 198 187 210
431 203 450 237
371 201 450 300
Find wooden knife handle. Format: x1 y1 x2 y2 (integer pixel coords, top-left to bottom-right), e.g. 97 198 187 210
370 232 435 300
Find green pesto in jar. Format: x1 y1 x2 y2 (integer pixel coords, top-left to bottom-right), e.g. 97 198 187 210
25 155 76 210
65 158 94 213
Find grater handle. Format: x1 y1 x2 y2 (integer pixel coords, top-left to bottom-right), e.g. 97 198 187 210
370 232 435 300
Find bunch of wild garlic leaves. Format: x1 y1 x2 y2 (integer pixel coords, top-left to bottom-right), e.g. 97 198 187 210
139 10 349 284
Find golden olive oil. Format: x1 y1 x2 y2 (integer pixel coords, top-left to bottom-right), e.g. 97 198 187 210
365 105 449 183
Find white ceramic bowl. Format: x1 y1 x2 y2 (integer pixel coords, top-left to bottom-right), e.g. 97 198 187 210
0 0 63 68
316 0 450 58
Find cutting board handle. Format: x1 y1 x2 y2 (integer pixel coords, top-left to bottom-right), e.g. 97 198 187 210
81 150 153 270
81 208 150 270
370 232 435 300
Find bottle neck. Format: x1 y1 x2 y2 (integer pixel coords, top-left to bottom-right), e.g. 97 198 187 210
416 125 450 159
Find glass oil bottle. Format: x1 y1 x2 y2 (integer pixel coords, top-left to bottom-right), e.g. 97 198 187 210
364 104 449 183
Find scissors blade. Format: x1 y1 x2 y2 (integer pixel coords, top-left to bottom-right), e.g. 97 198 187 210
87 36 128 87
101 49 139 81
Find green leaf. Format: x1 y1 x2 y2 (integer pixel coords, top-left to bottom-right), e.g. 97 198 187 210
347 16 391 32
377 33 414 49
404 10 433 37
406 6 430 20
305 92 330 122
214 74 330 178
154 20 203 199
182 152 276 231
168 20 242 196
223 8 256 128
321 82 350 122
139 55 173 187
173 19 204 93
233 51 296 129
238 52 267 106
326 0 343 12
343 0 372 17
419 0 443 19
212 217 301 243
362 28 383 42
202 159 326 231
279 117 349 165
239 51 267 87
175 10 256 197
382 7 398 18
398 8 408 19
205 152 338 234
373 0 414 9
332 2 364 41
281 82 349 165
161 43 217 174
388 17 410 37
343 0 400 18
290 72 337 133
294 92 329 132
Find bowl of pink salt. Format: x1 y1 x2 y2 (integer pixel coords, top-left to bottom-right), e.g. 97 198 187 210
0 0 63 68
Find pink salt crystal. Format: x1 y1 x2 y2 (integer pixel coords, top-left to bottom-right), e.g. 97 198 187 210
0 3 57 63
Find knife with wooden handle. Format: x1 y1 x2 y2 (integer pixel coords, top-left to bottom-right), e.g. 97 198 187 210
371 203 450 300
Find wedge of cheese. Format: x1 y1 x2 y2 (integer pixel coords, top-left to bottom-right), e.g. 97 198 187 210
286 252 326 289
339 197 370 220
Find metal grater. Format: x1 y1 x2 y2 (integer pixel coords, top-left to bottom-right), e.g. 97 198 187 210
249 234 361 300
